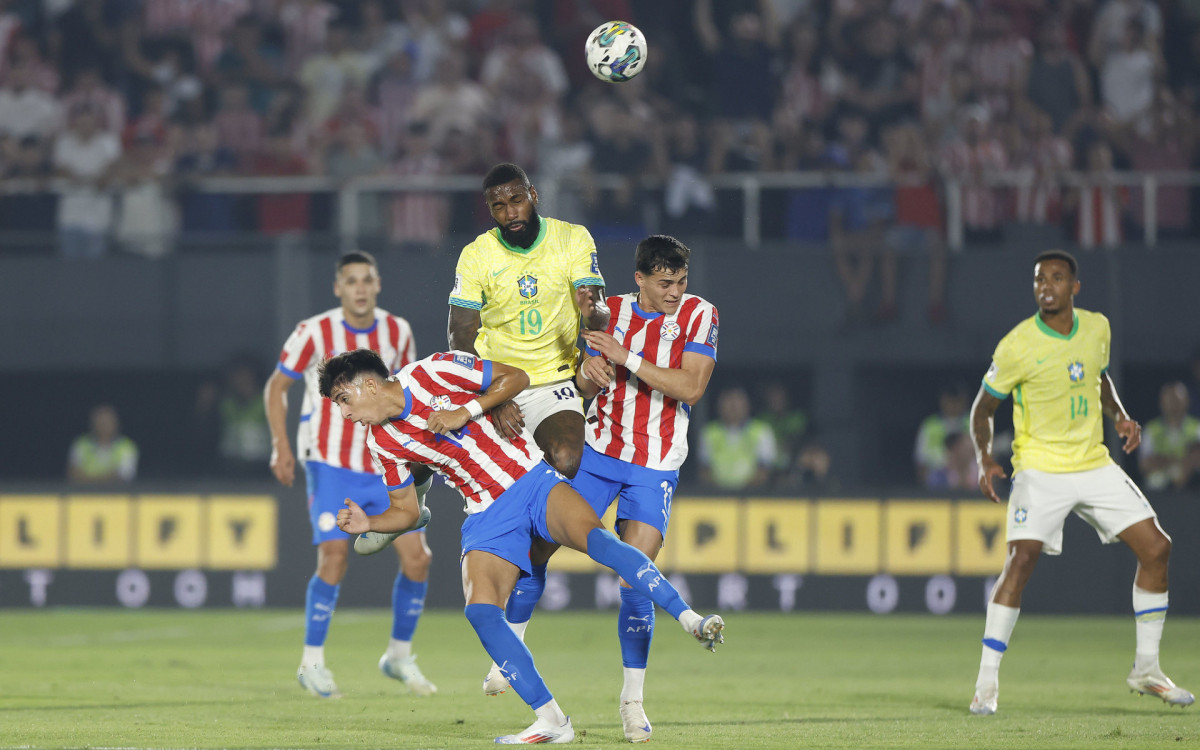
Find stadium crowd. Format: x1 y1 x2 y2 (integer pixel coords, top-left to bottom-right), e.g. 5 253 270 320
0 0 1198 255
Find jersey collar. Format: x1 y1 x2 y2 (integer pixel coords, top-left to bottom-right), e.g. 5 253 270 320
391 385 413 422
492 217 547 255
341 317 378 335
1035 310 1078 340
631 298 664 320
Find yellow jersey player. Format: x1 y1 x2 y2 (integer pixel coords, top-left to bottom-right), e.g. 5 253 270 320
968 249 1193 715
448 162 610 699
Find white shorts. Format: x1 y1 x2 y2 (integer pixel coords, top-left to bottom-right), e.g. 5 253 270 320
513 379 583 435
1007 464 1159 555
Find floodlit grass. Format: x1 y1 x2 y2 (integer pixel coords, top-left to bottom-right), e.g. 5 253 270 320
1 610 1197 749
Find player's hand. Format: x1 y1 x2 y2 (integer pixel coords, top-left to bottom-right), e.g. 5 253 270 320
581 330 629 364
580 354 614 386
337 498 370 534
490 400 525 441
576 286 601 329
978 457 1007 504
1114 417 1141 453
427 406 471 436
269 444 295 487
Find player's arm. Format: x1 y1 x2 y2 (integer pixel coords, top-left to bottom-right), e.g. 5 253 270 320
426 362 531 436
575 351 614 399
447 305 481 356
1100 371 1141 454
338 481 426 535
970 385 1007 503
581 329 716 406
264 368 298 487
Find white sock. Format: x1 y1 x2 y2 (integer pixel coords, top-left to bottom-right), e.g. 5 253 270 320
977 602 1020 687
509 619 530 642
534 698 568 725
678 609 702 636
621 667 646 703
1133 585 1168 672
301 645 324 669
386 638 412 661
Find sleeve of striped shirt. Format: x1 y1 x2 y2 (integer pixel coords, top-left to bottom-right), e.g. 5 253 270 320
449 243 485 309
389 317 416 372
429 352 494 393
569 225 604 289
277 321 316 380
684 303 719 360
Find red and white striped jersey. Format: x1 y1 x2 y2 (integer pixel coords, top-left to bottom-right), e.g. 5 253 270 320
277 307 416 473
584 293 719 471
368 352 544 513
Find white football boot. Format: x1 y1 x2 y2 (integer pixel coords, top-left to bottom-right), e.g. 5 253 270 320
354 531 401 555
483 661 511 696
297 664 342 698
619 700 652 743
1127 667 1195 707
493 715 574 744
691 614 725 651
379 653 438 696
970 683 998 715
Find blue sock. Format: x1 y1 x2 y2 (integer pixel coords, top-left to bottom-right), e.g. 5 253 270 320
391 572 427 641
586 528 688 619
464 603 552 709
505 563 547 624
304 576 340 647
618 586 654 669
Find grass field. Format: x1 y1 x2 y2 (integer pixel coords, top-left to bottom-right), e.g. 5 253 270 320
1 609 1197 749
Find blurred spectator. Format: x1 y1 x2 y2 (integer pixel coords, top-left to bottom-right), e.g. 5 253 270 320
1100 19 1162 129
53 106 121 258
370 50 420 159
59 66 125 134
698 387 777 491
1020 18 1092 135
0 134 55 238
0 64 61 140
793 440 837 490
388 120 448 252
400 0 470 84
298 21 372 125
213 82 264 164
122 87 169 149
1109 88 1196 238
112 134 177 257
884 123 948 324
174 121 239 234
467 0 523 65
926 431 979 490
535 106 596 226
1089 0 1163 68
757 381 809 486
939 107 1007 242
915 5 967 136
325 119 384 238
660 111 716 238
279 0 338 71
67 404 139 484
840 12 919 133
587 97 653 240
250 128 312 235
1067 139 1128 249
968 7 1031 121
195 359 272 477
410 50 492 150
1138 381 1200 491
914 382 970 486
1011 111 1072 227
213 15 284 111
8 35 61 93
321 84 381 147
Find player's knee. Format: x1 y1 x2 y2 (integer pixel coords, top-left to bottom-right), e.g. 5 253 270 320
548 444 581 478
316 552 348 583
1007 546 1040 575
1142 534 1171 569
401 546 432 578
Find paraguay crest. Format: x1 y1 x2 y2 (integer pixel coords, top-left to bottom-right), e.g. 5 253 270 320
1067 361 1085 382
660 320 681 340
518 274 538 298
429 394 453 411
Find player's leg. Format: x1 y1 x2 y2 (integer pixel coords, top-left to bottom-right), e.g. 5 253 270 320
460 488 575 743
1077 464 1196 706
298 461 353 698
540 478 723 649
379 530 437 695
972 468 1073 715
532 404 585 479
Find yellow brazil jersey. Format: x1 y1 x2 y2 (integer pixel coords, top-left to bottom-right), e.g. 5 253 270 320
982 308 1113 475
448 217 604 386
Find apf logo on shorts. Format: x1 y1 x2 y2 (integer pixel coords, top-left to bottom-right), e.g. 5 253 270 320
1013 507 1029 525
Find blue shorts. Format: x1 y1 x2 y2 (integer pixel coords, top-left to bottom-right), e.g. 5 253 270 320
571 445 678 538
305 461 392 545
460 461 565 576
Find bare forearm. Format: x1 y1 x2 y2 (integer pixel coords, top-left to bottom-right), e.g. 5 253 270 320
447 307 481 355
581 286 609 331
264 374 292 449
1100 374 1130 421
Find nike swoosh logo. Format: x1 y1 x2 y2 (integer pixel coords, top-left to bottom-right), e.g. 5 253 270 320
1037 357 1049 364
492 266 511 277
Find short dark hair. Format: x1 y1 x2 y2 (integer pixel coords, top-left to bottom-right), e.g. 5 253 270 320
1034 249 1078 277
483 162 531 192
635 235 691 276
318 349 389 398
337 251 378 274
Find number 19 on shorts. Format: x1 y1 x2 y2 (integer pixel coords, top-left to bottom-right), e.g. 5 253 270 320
1070 394 1088 419
519 309 542 335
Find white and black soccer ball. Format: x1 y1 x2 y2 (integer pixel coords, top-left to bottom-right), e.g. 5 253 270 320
584 21 647 83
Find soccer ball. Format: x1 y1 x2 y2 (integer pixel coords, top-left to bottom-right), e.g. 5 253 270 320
584 21 647 83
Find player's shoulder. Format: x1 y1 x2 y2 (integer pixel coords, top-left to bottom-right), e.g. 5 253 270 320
996 313 1040 348
679 293 717 316
294 307 342 331
459 229 503 258
376 308 413 330
1075 308 1110 330
545 216 595 247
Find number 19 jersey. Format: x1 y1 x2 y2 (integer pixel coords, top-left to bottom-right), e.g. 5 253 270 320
448 217 604 386
982 308 1113 475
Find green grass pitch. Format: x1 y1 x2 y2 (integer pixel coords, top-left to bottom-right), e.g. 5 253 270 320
1 610 1196 749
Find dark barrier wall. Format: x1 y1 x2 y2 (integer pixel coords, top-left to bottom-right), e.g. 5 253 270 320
1 482 1195 615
